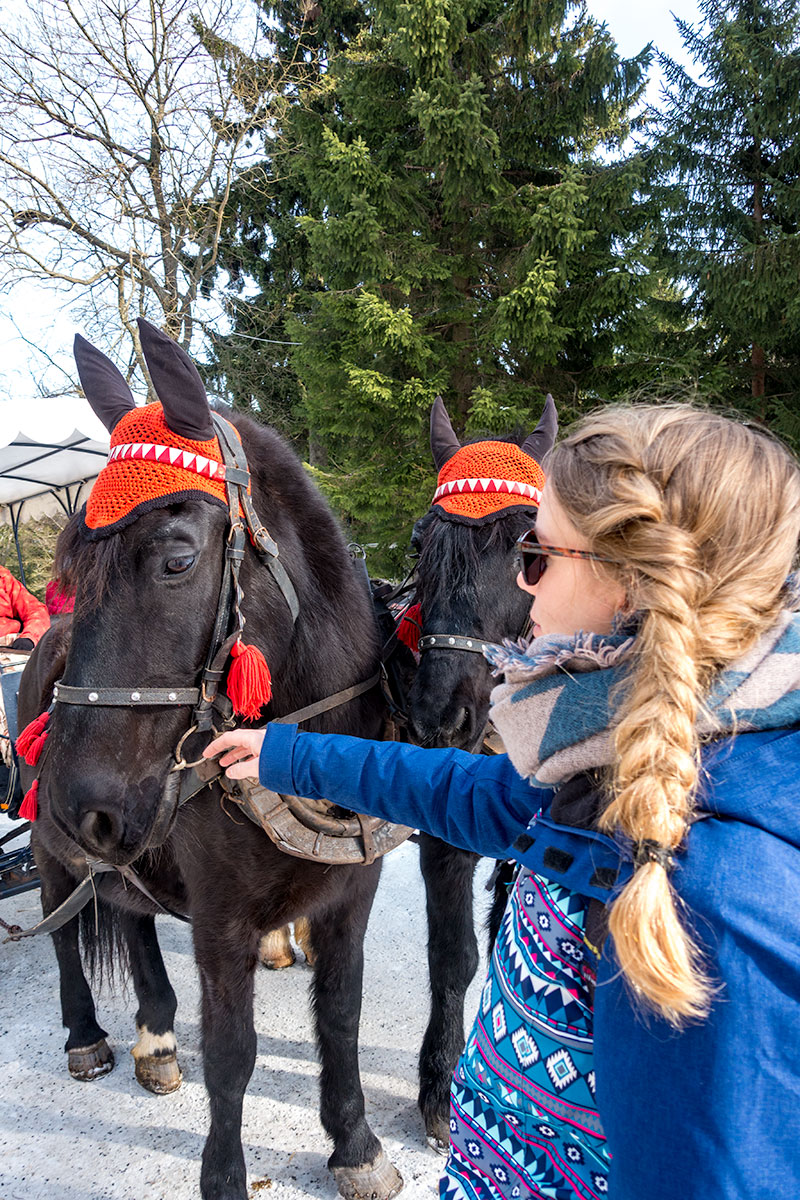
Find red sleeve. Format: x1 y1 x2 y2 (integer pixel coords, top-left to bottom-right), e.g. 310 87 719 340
3 568 50 644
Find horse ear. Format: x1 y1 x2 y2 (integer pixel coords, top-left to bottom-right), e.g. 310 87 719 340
430 396 462 472
73 334 136 433
521 393 558 464
136 318 214 441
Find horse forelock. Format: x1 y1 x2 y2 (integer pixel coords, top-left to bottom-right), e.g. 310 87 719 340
414 508 535 620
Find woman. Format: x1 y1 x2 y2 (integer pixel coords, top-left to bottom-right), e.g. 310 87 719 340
206 404 800 1200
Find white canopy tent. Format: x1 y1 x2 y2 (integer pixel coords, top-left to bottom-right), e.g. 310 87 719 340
0 393 109 584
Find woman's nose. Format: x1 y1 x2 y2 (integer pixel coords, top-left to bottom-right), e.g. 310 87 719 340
516 568 536 596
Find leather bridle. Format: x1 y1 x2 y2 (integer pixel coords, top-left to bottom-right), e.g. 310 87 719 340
418 633 492 655
413 614 533 756
49 412 305 862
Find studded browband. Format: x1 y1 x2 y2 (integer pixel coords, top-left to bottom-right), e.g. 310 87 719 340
418 634 491 655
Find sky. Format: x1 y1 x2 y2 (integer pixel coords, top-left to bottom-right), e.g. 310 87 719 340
0 0 704 403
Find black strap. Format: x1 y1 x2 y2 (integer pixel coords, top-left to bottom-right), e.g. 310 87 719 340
3 868 114 941
211 414 300 624
418 633 492 654
272 671 382 726
53 683 199 706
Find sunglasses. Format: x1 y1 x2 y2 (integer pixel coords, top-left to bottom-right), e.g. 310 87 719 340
515 527 614 586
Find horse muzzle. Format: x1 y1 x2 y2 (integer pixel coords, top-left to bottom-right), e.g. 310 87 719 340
49 767 181 867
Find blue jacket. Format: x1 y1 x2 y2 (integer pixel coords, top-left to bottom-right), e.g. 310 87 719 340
259 722 800 1200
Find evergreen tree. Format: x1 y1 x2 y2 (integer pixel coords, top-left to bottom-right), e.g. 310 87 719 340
656 0 800 440
216 0 661 570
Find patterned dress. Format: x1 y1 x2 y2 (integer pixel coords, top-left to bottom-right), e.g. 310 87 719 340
441 866 608 1200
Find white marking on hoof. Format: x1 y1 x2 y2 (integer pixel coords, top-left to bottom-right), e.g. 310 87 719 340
132 1024 177 1061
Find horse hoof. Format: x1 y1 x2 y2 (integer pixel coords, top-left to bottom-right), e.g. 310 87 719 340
258 929 296 970
332 1149 403 1200
134 1050 182 1094
260 951 296 970
68 1038 115 1081
424 1114 450 1155
425 1132 449 1156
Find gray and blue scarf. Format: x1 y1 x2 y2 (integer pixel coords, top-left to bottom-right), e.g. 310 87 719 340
486 608 800 788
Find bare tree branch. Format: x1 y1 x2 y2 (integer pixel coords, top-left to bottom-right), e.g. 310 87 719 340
0 0 279 392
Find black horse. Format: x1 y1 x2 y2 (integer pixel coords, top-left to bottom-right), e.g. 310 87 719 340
408 396 556 1146
20 320 403 1200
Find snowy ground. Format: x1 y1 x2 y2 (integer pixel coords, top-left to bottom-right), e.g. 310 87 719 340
0 818 491 1200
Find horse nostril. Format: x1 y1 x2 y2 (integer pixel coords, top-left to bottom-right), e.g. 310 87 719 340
454 707 470 733
79 809 119 854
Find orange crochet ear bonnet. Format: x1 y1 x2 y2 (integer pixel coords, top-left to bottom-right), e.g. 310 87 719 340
84 401 244 537
432 441 545 521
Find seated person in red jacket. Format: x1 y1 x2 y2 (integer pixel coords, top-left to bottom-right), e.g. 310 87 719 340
0 565 50 650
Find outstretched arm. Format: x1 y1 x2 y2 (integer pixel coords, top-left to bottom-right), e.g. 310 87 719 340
205 724 548 861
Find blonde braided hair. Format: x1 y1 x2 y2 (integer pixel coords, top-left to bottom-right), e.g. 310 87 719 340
547 404 800 1024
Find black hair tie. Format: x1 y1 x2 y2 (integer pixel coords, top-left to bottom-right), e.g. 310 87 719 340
633 839 676 872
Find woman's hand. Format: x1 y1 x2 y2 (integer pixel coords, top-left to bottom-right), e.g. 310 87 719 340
203 729 265 781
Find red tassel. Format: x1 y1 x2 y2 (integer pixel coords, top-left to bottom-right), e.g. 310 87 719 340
227 639 272 720
24 730 48 767
19 778 39 822
397 602 422 654
16 710 50 765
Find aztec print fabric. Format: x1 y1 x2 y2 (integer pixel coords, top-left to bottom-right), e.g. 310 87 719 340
441 863 608 1200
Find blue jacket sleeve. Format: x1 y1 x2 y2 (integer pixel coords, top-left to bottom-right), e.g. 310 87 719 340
258 722 549 860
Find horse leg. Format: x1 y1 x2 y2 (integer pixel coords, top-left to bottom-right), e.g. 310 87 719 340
125 911 182 1094
35 838 114 1081
196 921 257 1200
258 925 295 969
311 867 402 1200
417 834 480 1150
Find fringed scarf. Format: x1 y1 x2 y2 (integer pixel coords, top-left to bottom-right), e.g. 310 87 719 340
486 607 800 789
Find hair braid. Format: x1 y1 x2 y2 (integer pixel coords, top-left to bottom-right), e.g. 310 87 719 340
547 404 800 1024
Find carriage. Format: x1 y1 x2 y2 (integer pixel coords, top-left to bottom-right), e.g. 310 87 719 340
0 393 109 903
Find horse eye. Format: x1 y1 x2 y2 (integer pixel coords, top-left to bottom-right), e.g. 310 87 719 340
165 555 195 574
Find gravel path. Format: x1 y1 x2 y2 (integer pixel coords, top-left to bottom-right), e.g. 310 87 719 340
1 819 490 1200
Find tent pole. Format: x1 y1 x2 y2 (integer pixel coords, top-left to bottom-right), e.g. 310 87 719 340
9 503 26 587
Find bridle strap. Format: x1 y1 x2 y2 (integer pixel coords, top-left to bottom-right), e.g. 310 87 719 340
418 633 491 655
417 616 533 658
212 413 300 624
53 683 200 706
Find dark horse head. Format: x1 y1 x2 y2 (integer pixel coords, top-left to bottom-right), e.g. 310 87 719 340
44 320 381 865
407 395 557 749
